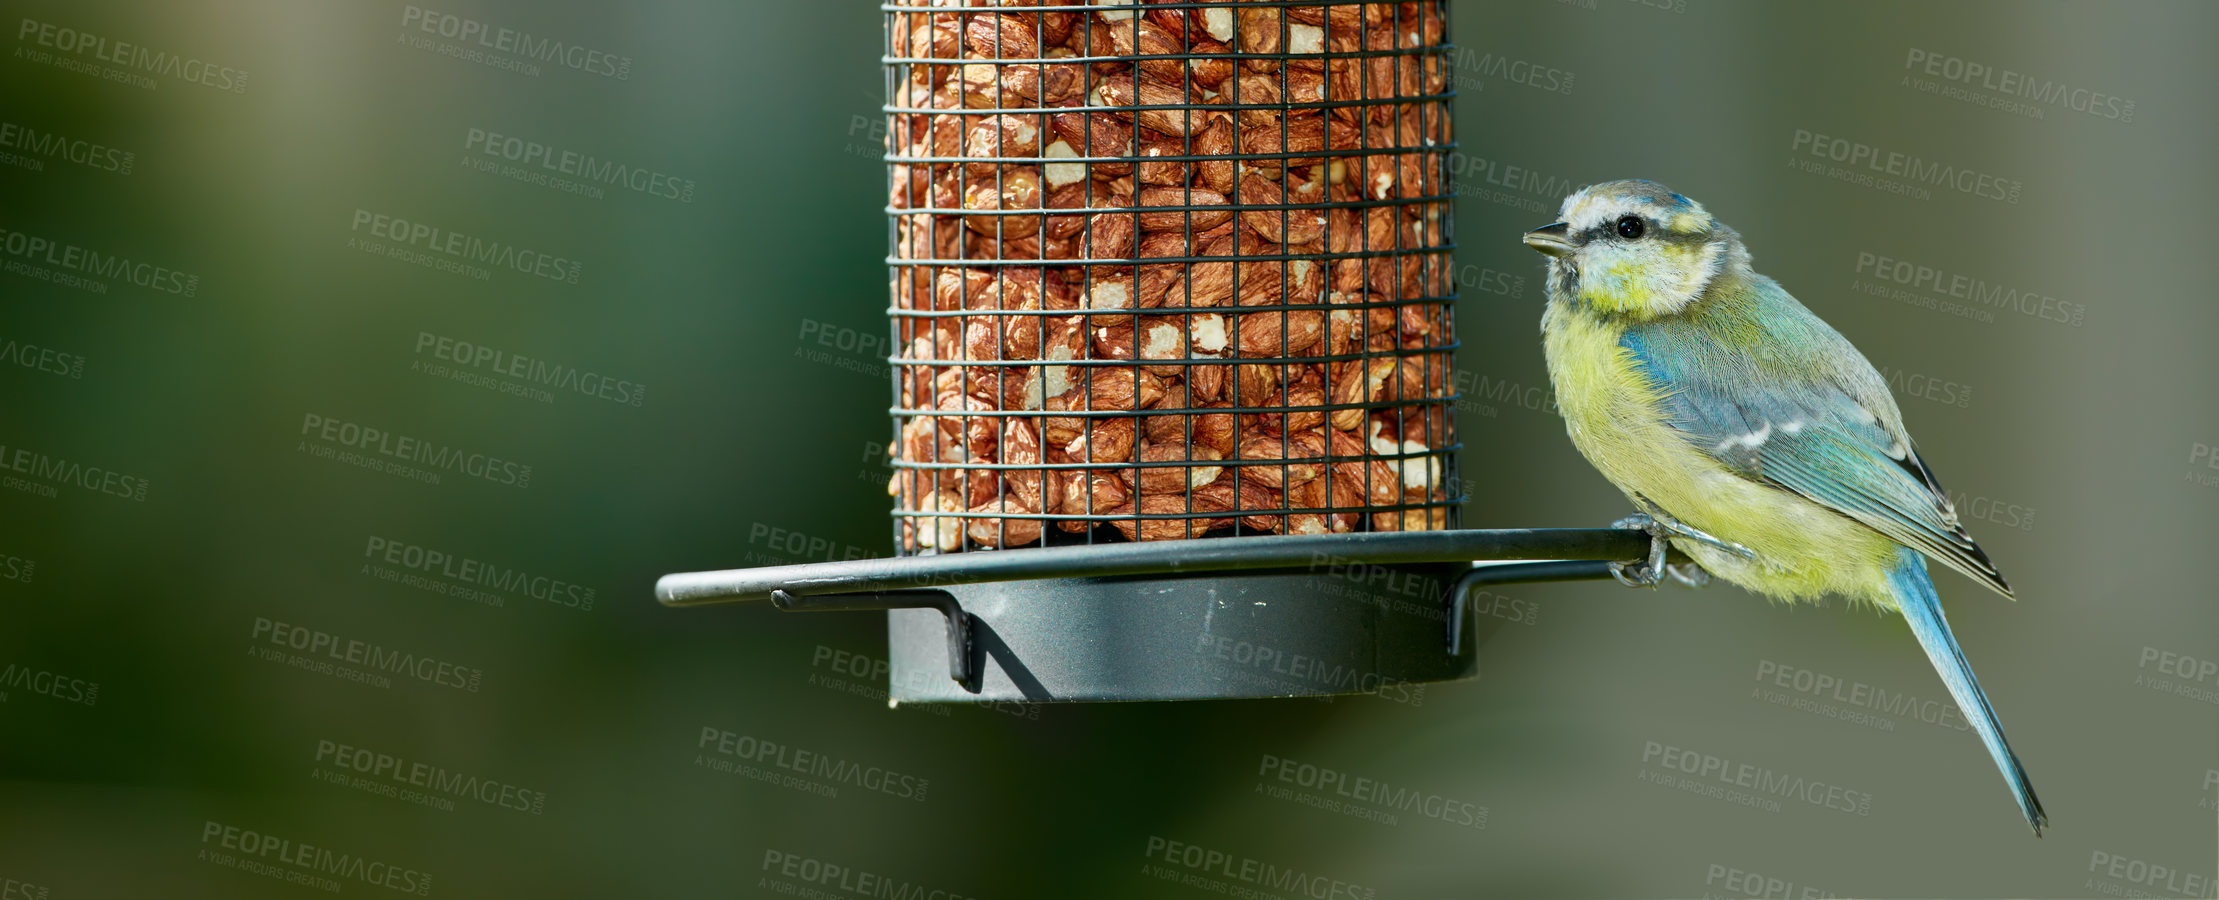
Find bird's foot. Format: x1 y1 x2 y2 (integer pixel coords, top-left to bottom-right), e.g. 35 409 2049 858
1611 511 1757 560
1607 512 1670 587
1609 512 1752 588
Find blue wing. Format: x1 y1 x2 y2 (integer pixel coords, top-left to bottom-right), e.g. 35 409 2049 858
1621 288 2012 599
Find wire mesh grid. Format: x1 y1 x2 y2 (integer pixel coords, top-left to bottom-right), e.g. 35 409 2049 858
884 1 1461 554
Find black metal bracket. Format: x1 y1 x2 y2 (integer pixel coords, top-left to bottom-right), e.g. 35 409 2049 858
1442 561 1626 655
771 589 978 693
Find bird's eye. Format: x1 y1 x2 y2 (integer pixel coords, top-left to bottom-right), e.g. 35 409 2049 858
1616 216 1646 240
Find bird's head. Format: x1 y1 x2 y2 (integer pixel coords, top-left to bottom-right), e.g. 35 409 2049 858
1523 180 1748 319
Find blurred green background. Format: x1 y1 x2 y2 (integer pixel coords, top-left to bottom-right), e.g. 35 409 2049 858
1 1 2214 897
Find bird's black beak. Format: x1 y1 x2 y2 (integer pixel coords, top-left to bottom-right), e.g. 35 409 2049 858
1523 222 1574 258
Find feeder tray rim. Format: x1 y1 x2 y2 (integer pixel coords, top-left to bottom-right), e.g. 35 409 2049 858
655 527 1686 694
655 526 1675 608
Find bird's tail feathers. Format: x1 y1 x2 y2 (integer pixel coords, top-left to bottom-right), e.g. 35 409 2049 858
1890 548 2048 836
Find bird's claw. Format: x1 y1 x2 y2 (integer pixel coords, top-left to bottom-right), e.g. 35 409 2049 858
1610 558 1662 588
1665 562 1711 587
1609 512 1747 589
1608 513 1671 588
1609 558 1714 589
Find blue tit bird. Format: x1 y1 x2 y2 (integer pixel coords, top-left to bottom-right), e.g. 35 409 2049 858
1522 179 2046 835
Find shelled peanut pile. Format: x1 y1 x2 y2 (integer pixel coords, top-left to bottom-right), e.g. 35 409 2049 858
886 2 1457 552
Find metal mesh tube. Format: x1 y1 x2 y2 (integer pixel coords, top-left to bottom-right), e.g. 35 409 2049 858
884 1 1460 554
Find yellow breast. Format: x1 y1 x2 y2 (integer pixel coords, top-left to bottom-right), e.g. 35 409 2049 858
1539 302 1899 606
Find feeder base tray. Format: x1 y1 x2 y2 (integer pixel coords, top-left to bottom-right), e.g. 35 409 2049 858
657 528 1686 704
886 564 1475 704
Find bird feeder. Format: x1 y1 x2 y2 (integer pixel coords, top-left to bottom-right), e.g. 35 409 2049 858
657 1 1672 702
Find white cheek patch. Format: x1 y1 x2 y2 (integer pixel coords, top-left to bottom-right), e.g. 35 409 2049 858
1648 240 1726 315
